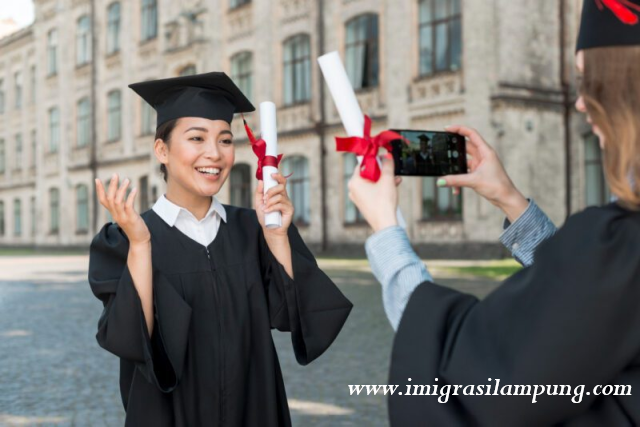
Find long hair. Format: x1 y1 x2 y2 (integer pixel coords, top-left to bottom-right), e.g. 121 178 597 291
581 46 640 209
155 119 179 183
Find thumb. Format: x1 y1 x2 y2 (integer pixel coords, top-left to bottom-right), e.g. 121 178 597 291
255 180 264 195
438 174 475 189
381 153 395 177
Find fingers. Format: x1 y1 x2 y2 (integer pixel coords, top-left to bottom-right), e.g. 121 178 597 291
265 183 286 198
394 176 402 187
95 179 107 208
125 187 137 213
114 178 130 219
270 172 287 185
444 125 493 155
264 194 285 210
438 173 475 189
381 153 395 177
255 180 264 196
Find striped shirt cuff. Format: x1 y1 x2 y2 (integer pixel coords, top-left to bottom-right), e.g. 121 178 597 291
365 226 433 330
499 199 557 267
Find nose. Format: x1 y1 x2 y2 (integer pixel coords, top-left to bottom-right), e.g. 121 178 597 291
203 138 222 160
575 95 587 113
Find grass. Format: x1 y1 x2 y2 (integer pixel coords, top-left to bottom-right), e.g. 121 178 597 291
438 262 522 280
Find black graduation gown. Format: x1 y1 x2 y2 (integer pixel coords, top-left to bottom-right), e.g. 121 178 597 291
389 202 640 426
88 205 353 427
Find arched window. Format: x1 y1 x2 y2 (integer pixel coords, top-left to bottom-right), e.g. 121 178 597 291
345 14 379 89
47 29 58 75
107 2 121 54
49 107 60 153
281 156 310 225
77 184 89 232
76 15 92 65
418 0 462 76
13 198 21 236
231 52 253 101
141 0 158 41
107 90 122 142
584 133 611 206
421 177 462 220
230 164 252 208
77 97 91 147
283 34 311 105
343 153 365 223
50 188 60 234
179 65 197 76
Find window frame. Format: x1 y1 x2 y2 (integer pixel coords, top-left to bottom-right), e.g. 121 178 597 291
282 34 312 106
418 0 462 78
344 13 380 91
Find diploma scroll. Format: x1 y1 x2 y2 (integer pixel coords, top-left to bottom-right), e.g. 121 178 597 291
259 101 283 229
317 51 407 229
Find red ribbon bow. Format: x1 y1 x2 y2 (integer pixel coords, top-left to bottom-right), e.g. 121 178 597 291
596 0 640 25
335 115 407 182
242 115 290 181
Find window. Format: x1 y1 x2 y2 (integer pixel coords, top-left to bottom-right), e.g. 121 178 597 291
141 0 158 42
139 176 149 212
231 52 253 102
47 29 58 76
141 99 155 135
230 0 251 9
49 107 60 153
179 65 197 76
0 139 4 173
229 164 252 208
345 14 379 90
14 72 22 109
0 79 4 114
77 184 89 232
50 188 59 234
15 134 22 169
421 177 462 219
31 129 36 167
283 34 311 105
107 90 122 142
30 196 36 236
30 66 36 104
281 156 310 225
418 0 462 76
13 198 21 236
343 153 365 223
107 2 121 54
0 201 4 236
77 97 91 147
584 133 611 206
76 15 92 65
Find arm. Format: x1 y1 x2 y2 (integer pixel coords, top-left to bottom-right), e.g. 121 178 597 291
498 198 558 267
365 225 433 331
264 234 293 280
127 240 154 335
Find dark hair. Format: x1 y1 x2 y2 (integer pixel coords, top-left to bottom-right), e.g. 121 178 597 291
156 119 179 183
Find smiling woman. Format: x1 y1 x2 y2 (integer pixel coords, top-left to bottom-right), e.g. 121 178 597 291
88 71 352 427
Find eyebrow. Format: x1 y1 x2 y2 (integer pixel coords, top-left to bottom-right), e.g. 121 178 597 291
184 127 234 137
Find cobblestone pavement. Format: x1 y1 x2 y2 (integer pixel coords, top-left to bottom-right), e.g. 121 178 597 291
0 255 502 427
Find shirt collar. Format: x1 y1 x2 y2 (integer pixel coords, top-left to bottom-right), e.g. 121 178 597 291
152 193 227 227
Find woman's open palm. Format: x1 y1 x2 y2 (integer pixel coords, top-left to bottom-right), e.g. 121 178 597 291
95 173 151 245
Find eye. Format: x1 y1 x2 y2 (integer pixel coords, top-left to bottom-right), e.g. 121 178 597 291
190 136 204 142
220 138 233 145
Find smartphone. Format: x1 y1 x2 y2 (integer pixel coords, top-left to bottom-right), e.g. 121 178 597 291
389 129 467 177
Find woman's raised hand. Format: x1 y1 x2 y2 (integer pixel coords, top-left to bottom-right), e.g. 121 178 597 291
438 125 529 223
95 173 151 245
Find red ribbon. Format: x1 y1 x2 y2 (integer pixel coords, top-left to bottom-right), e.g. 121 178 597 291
242 115 291 181
335 115 408 182
596 0 640 25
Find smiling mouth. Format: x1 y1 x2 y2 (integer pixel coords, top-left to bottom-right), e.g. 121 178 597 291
195 167 221 176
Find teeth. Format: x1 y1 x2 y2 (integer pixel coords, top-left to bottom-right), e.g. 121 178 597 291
196 167 220 175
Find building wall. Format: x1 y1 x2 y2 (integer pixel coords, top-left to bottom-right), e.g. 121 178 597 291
0 0 592 252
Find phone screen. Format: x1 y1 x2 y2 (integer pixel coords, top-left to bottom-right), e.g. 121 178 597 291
390 129 467 176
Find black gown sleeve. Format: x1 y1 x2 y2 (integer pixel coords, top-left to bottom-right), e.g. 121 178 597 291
388 206 640 426
258 221 353 365
88 221 192 393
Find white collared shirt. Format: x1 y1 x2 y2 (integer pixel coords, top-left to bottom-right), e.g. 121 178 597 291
152 193 227 247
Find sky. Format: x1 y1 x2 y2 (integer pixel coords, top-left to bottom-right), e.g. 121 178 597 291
0 0 35 27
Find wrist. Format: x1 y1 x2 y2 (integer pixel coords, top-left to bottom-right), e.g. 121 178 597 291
129 239 151 251
372 213 398 233
498 188 529 223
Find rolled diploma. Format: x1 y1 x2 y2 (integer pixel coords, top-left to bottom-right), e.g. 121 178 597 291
260 101 282 228
317 51 406 228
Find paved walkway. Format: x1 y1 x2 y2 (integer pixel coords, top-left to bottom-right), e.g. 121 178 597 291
0 255 503 426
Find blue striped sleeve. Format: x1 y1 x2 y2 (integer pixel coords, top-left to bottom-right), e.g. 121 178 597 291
365 225 433 331
499 199 558 267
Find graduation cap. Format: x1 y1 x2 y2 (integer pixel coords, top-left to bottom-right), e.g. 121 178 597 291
576 0 640 51
128 71 255 128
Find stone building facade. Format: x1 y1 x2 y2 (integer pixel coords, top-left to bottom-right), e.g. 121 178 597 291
0 0 603 255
